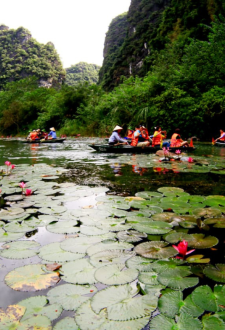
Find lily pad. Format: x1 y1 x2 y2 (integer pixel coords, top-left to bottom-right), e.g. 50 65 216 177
91 284 158 321
158 187 184 194
38 242 85 262
4 221 36 233
53 317 79 330
158 290 183 318
90 250 134 268
0 304 26 329
135 191 163 199
164 232 191 244
0 240 40 259
192 207 222 218
60 236 104 254
138 271 159 286
186 254 210 264
186 234 218 249
18 296 62 321
192 285 217 312
60 259 97 284
94 263 138 285
5 264 60 291
158 268 199 290
86 240 133 257
126 256 154 272
132 221 173 235
150 313 202 330
47 283 97 311
46 220 79 234
80 226 109 236
0 228 24 242
204 264 225 283
75 300 107 330
135 241 177 259
117 230 147 242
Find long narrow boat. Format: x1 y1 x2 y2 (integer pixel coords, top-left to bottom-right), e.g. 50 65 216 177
89 144 195 154
215 141 225 147
20 138 66 144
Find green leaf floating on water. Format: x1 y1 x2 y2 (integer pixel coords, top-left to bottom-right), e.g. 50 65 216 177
90 250 134 268
192 207 222 218
0 240 40 259
135 191 163 199
192 285 218 312
151 259 186 273
164 231 191 244
117 230 147 242
186 254 210 263
158 290 183 318
138 271 159 286
47 283 97 311
91 284 158 321
18 295 62 321
94 263 138 285
38 242 85 262
60 236 104 254
53 317 79 330
17 315 52 330
158 187 184 194
86 240 133 257
135 241 177 259
5 264 60 292
202 314 225 330
158 267 199 290
126 255 154 272
132 221 173 235
186 233 218 249
46 220 79 234
150 313 202 330
204 264 225 283
60 259 97 284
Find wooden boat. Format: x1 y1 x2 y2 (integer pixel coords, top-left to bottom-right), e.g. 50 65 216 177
89 144 196 154
21 138 66 144
215 141 225 147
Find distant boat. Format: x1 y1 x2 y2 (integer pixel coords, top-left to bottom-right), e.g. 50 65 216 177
20 138 66 144
89 144 195 154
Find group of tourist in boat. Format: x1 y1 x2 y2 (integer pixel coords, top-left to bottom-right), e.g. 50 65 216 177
108 125 189 148
27 127 57 141
214 129 225 143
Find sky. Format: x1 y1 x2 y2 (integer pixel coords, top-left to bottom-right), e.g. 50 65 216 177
0 0 131 68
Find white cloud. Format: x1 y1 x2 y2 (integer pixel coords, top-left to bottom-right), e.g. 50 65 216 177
0 0 131 67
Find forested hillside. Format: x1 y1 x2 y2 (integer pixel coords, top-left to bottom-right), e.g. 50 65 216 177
65 62 100 86
99 0 225 90
0 25 65 89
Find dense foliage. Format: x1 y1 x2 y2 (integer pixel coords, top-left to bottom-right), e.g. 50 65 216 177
99 0 225 90
65 62 101 86
0 25 65 89
1 18 225 140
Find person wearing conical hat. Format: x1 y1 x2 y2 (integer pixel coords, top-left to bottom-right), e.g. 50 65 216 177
48 127 57 139
108 125 128 145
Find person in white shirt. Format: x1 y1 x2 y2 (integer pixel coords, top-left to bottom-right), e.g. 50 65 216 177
108 126 128 145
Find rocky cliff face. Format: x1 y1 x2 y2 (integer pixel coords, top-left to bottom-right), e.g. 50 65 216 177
100 0 225 90
0 25 65 89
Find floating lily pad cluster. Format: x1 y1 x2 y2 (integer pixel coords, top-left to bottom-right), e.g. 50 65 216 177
1 163 225 329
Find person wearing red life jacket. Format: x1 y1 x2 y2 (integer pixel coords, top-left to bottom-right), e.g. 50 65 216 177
130 125 150 147
170 128 188 147
215 129 225 142
152 126 167 147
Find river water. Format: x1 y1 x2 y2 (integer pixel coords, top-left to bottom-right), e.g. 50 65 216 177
0 138 225 328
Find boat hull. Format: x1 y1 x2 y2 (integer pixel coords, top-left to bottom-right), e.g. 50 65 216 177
89 144 195 154
21 138 66 144
215 142 225 147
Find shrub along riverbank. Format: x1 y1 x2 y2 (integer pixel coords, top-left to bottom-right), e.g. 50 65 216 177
0 17 225 140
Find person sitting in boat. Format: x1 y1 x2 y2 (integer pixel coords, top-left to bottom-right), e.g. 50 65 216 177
215 129 225 143
152 126 167 147
125 127 134 140
170 128 189 147
108 126 128 145
140 125 152 142
130 125 150 147
48 127 57 140
30 130 39 141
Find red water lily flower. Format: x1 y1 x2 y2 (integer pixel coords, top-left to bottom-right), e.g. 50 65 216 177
25 189 32 196
11 164 15 170
172 240 195 259
188 157 194 163
19 182 26 189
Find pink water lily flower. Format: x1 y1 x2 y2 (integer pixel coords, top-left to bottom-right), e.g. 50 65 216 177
5 161 11 166
175 150 181 154
25 189 32 196
19 182 26 189
173 240 195 259
188 157 194 163
11 164 15 170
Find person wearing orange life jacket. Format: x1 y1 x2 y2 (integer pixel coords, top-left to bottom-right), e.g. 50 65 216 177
152 126 167 147
170 128 189 147
215 129 225 142
125 127 134 141
130 125 150 147
30 130 38 141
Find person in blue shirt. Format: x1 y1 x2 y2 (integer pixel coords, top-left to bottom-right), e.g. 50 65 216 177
108 126 128 145
48 127 57 139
